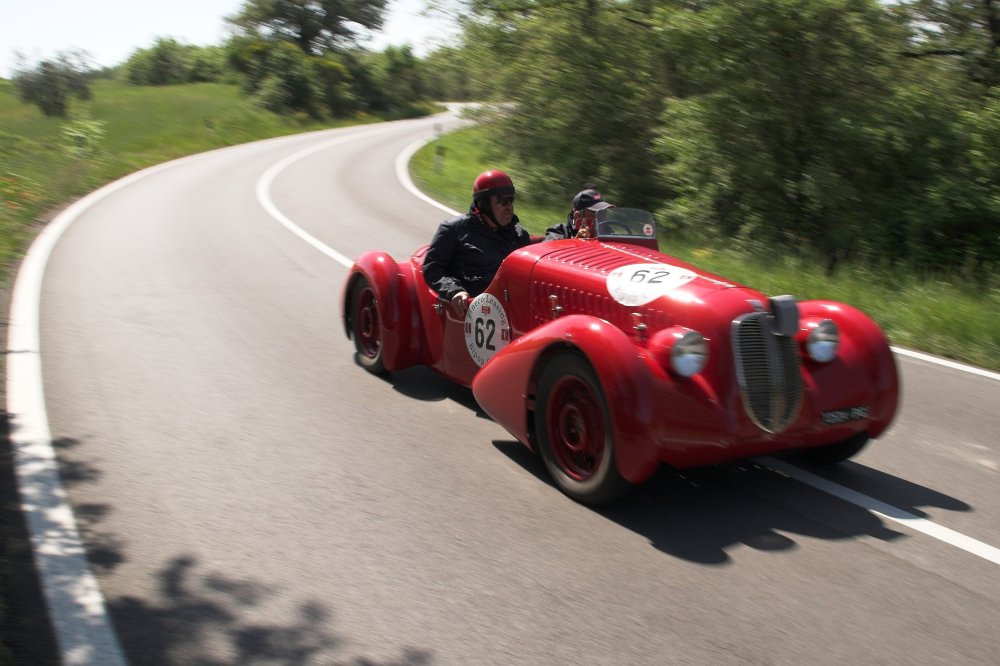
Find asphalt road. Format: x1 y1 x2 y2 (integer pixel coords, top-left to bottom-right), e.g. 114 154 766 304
15 109 1000 664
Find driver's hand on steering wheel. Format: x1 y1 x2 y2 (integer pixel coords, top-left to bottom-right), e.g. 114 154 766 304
575 227 592 239
451 291 470 314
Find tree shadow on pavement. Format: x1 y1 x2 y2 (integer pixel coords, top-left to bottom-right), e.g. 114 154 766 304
111 556 434 666
14 430 436 665
0 411 61 665
52 436 125 573
493 439 972 566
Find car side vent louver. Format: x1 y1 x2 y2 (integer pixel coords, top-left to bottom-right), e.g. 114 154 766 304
732 313 802 433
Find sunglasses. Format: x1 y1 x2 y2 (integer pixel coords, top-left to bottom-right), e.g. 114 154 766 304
496 195 515 206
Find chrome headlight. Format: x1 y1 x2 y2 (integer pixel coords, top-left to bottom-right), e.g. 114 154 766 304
650 327 709 377
806 319 839 363
671 330 710 377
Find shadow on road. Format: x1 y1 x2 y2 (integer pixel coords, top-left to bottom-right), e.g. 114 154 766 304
379 365 489 419
370 364 975 568
492 439 972 566
1 411 61 665
782 455 971 517
110 556 434 665
19 431 437 665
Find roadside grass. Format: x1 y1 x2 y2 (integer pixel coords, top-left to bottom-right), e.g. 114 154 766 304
408 122 563 228
410 124 1000 372
0 78 394 279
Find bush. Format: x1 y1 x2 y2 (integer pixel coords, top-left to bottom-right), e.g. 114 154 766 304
124 40 228 86
12 52 93 117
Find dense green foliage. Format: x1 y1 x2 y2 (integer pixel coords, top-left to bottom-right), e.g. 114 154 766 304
13 1 432 122
221 0 431 117
226 37 429 117
227 0 390 54
456 0 999 279
124 39 229 85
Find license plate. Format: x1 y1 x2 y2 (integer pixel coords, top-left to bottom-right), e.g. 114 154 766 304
822 406 870 425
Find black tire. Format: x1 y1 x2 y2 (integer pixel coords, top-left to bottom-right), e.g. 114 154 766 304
799 432 870 464
534 353 633 505
349 276 386 375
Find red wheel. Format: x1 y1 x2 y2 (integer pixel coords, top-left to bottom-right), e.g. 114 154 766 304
535 353 632 504
350 276 386 374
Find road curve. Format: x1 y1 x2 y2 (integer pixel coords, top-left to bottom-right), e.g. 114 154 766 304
9 109 1000 665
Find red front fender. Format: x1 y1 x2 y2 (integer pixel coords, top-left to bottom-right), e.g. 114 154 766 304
341 251 423 372
472 315 662 484
797 300 900 439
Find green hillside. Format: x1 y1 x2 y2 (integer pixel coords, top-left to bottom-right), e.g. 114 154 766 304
0 79 374 272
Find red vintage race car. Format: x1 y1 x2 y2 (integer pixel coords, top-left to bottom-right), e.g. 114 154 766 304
342 205 899 504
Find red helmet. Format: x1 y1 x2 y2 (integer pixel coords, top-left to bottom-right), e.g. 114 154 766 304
473 170 515 201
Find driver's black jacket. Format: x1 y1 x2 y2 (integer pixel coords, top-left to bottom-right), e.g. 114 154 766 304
423 209 531 301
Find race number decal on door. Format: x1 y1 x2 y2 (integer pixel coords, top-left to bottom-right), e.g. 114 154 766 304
465 293 511 367
606 263 697 306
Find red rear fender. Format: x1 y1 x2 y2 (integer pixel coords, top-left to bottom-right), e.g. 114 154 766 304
342 252 423 372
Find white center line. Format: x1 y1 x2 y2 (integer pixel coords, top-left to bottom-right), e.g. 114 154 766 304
763 458 1000 566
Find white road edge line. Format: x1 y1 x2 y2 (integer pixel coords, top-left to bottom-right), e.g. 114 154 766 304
255 123 416 268
889 346 1000 382
4 154 214 665
763 458 1000 566
394 136 461 217
5 122 414 665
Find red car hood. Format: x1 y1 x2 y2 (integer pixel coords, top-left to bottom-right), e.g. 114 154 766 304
519 239 761 321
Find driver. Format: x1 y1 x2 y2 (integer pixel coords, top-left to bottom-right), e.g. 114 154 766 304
545 188 606 240
423 169 532 314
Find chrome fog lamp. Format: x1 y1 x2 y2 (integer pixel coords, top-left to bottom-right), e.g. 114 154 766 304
806 319 839 363
671 330 710 377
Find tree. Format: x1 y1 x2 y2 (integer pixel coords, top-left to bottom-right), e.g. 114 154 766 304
901 0 1000 90
124 38 189 85
252 40 323 115
125 40 228 85
654 0 911 270
373 46 426 112
12 51 93 117
456 0 669 207
421 46 488 101
227 0 390 54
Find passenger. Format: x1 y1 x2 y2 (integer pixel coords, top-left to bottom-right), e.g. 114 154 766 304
423 169 532 314
545 188 606 240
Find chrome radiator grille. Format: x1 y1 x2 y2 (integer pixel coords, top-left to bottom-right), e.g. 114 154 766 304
732 313 803 433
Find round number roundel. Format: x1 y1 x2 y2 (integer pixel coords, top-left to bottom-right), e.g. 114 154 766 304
606 263 697 306
464 293 511 367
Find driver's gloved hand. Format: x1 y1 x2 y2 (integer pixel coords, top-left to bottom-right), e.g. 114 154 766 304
451 291 470 314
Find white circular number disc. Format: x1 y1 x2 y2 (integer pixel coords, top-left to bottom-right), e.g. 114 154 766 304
606 263 697 306
464 293 511 367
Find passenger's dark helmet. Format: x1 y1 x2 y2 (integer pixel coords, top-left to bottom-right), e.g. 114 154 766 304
572 188 603 212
